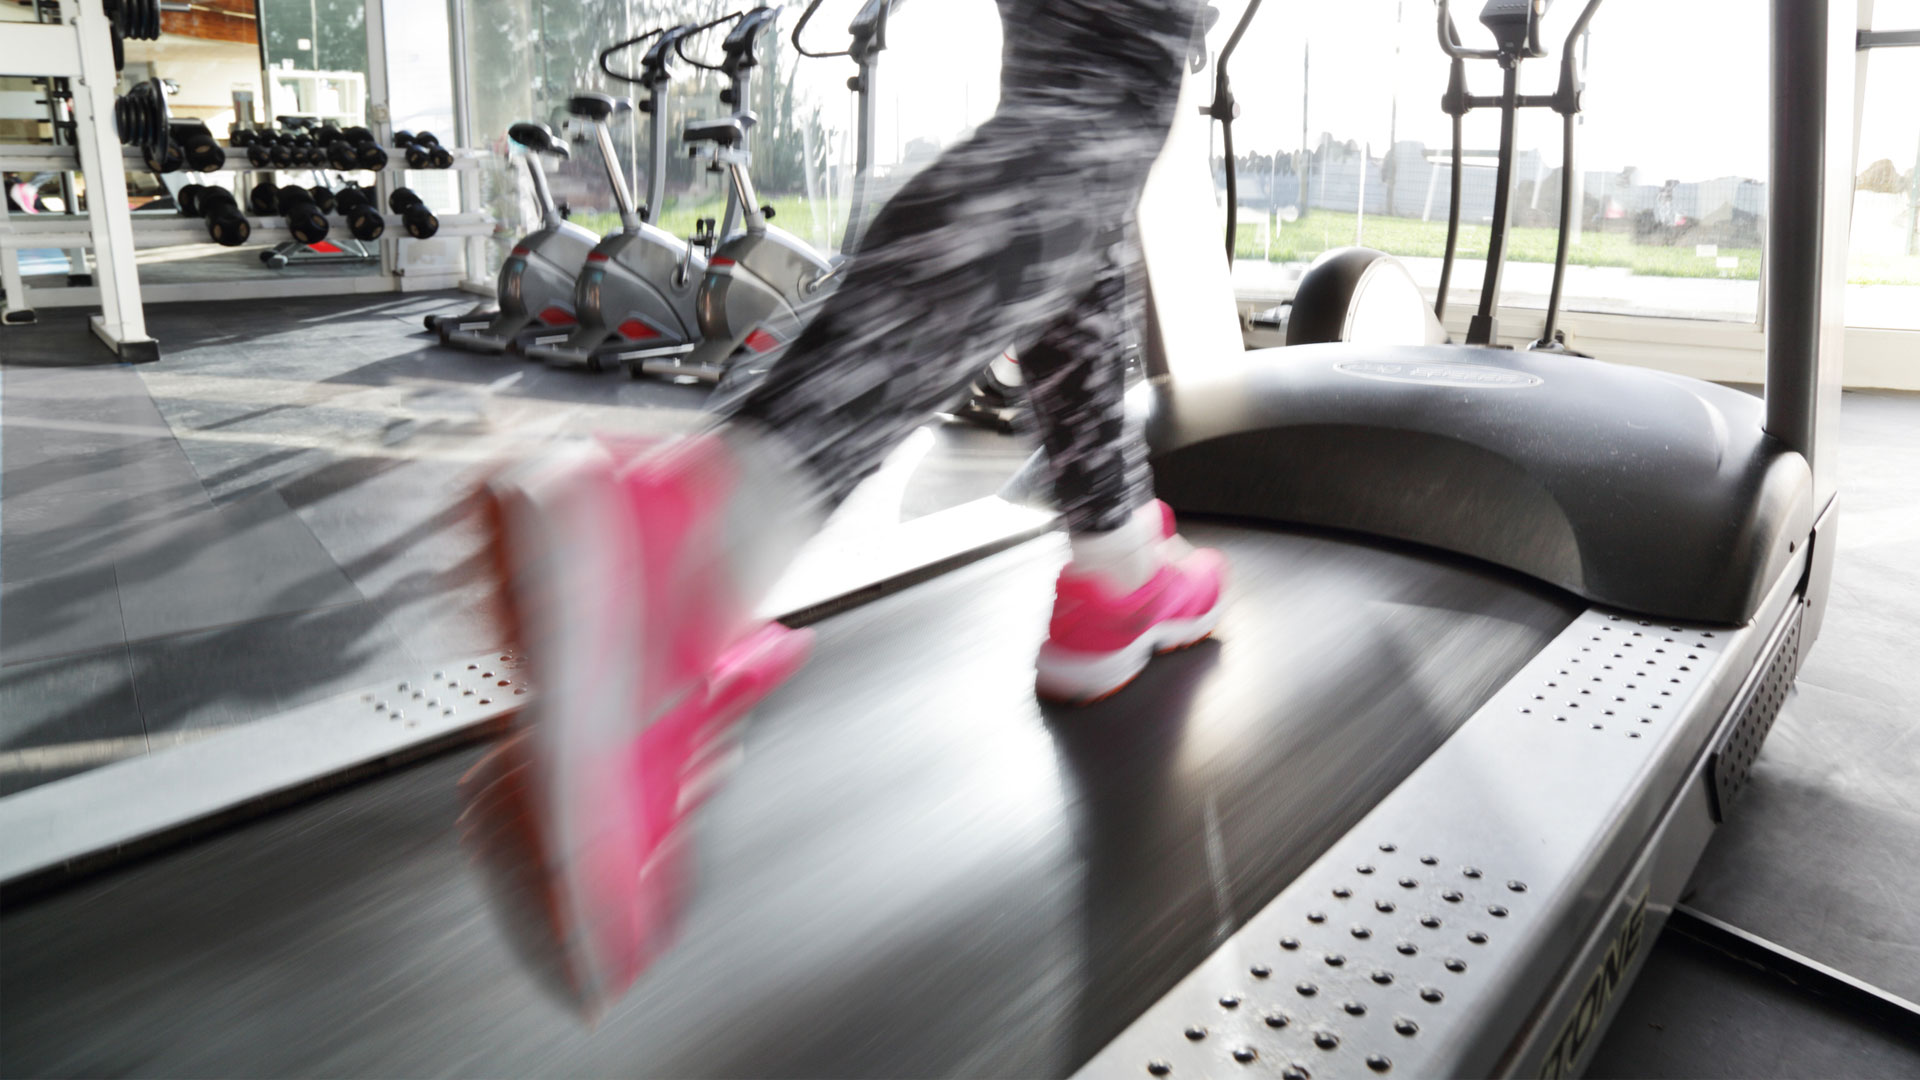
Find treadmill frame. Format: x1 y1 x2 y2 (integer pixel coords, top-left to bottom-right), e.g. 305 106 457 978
1092 0 1853 1074
1077 552 1807 1079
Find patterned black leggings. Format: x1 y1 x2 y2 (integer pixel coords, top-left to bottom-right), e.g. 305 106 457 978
724 0 1199 534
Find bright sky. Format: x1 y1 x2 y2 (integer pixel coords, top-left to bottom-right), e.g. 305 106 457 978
783 0 1919 185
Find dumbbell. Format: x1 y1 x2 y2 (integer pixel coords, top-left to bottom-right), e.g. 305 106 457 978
171 122 225 172
268 135 295 168
323 130 361 169
198 186 251 247
229 127 260 148
387 187 439 238
244 130 276 167
176 183 205 216
248 179 280 216
404 131 453 169
143 139 185 174
277 183 330 244
307 185 336 214
338 127 389 169
334 186 386 241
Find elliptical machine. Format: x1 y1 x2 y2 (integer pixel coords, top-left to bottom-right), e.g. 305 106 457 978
526 22 717 371
437 123 600 353
1208 0 1444 349
634 5 836 383
1432 0 1604 353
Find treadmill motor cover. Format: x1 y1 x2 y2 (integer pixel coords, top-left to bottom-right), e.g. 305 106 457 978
1147 343 1813 625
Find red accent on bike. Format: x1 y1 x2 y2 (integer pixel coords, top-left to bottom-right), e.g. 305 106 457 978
709 257 735 267
511 245 530 256
617 318 660 341
537 306 577 327
309 242 343 253
742 329 780 354
587 252 610 263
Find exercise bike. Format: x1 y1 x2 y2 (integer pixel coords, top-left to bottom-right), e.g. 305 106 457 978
633 5 837 384
434 122 599 353
526 21 717 371
698 0 904 403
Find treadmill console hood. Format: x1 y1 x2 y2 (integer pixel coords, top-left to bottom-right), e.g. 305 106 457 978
1146 343 1813 625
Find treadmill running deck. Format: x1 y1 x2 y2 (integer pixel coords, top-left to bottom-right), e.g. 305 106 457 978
0 523 1578 1077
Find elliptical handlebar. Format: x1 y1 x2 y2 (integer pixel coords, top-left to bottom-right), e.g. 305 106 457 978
598 26 666 84
714 6 784 74
599 22 710 86
1435 1 1504 61
1436 0 1557 62
793 0 896 59
673 10 750 72
1208 0 1266 265
1551 0 1604 110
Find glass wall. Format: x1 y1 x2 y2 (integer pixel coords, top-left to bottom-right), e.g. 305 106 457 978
385 0 462 214
258 0 371 125
1212 0 1770 324
458 0 999 264
1849 2 1920 330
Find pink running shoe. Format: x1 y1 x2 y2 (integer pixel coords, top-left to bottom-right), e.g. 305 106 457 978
462 436 811 1019
1035 501 1225 704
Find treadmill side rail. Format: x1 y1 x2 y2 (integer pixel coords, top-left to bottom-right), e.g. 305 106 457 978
1076 551 1806 1080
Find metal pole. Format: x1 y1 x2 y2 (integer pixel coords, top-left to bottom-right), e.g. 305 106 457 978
626 3 639 222
363 0 397 281
593 119 641 228
1299 41 1310 219
62 0 154 358
525 152 561 228
1908 133 1919 256
1538 110 1576 346
1467 62 1521 345
1436 111 1463 319
447 0 488 290
1567 27 1591 245
843 43 879 251
1764 0 1850 509
1355 141 1367 243
1388 0 1401 213
645 77 670 225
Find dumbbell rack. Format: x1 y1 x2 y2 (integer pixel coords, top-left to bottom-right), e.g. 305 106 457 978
0 0 157 358
0 1 496 356
205 146 481 271
1 143 493 301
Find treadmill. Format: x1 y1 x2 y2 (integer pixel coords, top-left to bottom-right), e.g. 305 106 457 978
0 2 1847 1077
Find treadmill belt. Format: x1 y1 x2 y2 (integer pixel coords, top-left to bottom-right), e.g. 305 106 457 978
0 523 1579 1078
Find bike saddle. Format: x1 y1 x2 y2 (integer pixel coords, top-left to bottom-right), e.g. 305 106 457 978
566 93 632 121
682 118 746 148
508 122 568 158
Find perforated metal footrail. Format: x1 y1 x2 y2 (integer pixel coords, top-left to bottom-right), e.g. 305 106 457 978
1076 594 1796 1078
1708 606 1801 820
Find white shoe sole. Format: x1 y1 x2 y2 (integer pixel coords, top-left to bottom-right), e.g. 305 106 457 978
1034 602 1222 703
488 440 649 1010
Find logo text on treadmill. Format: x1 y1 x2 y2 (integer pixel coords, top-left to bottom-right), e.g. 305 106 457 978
1334 359 1544 389
1539 889 1649 1079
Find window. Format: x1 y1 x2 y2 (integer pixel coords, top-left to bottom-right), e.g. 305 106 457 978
1216 0 1771 325
1849 1 1920 330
